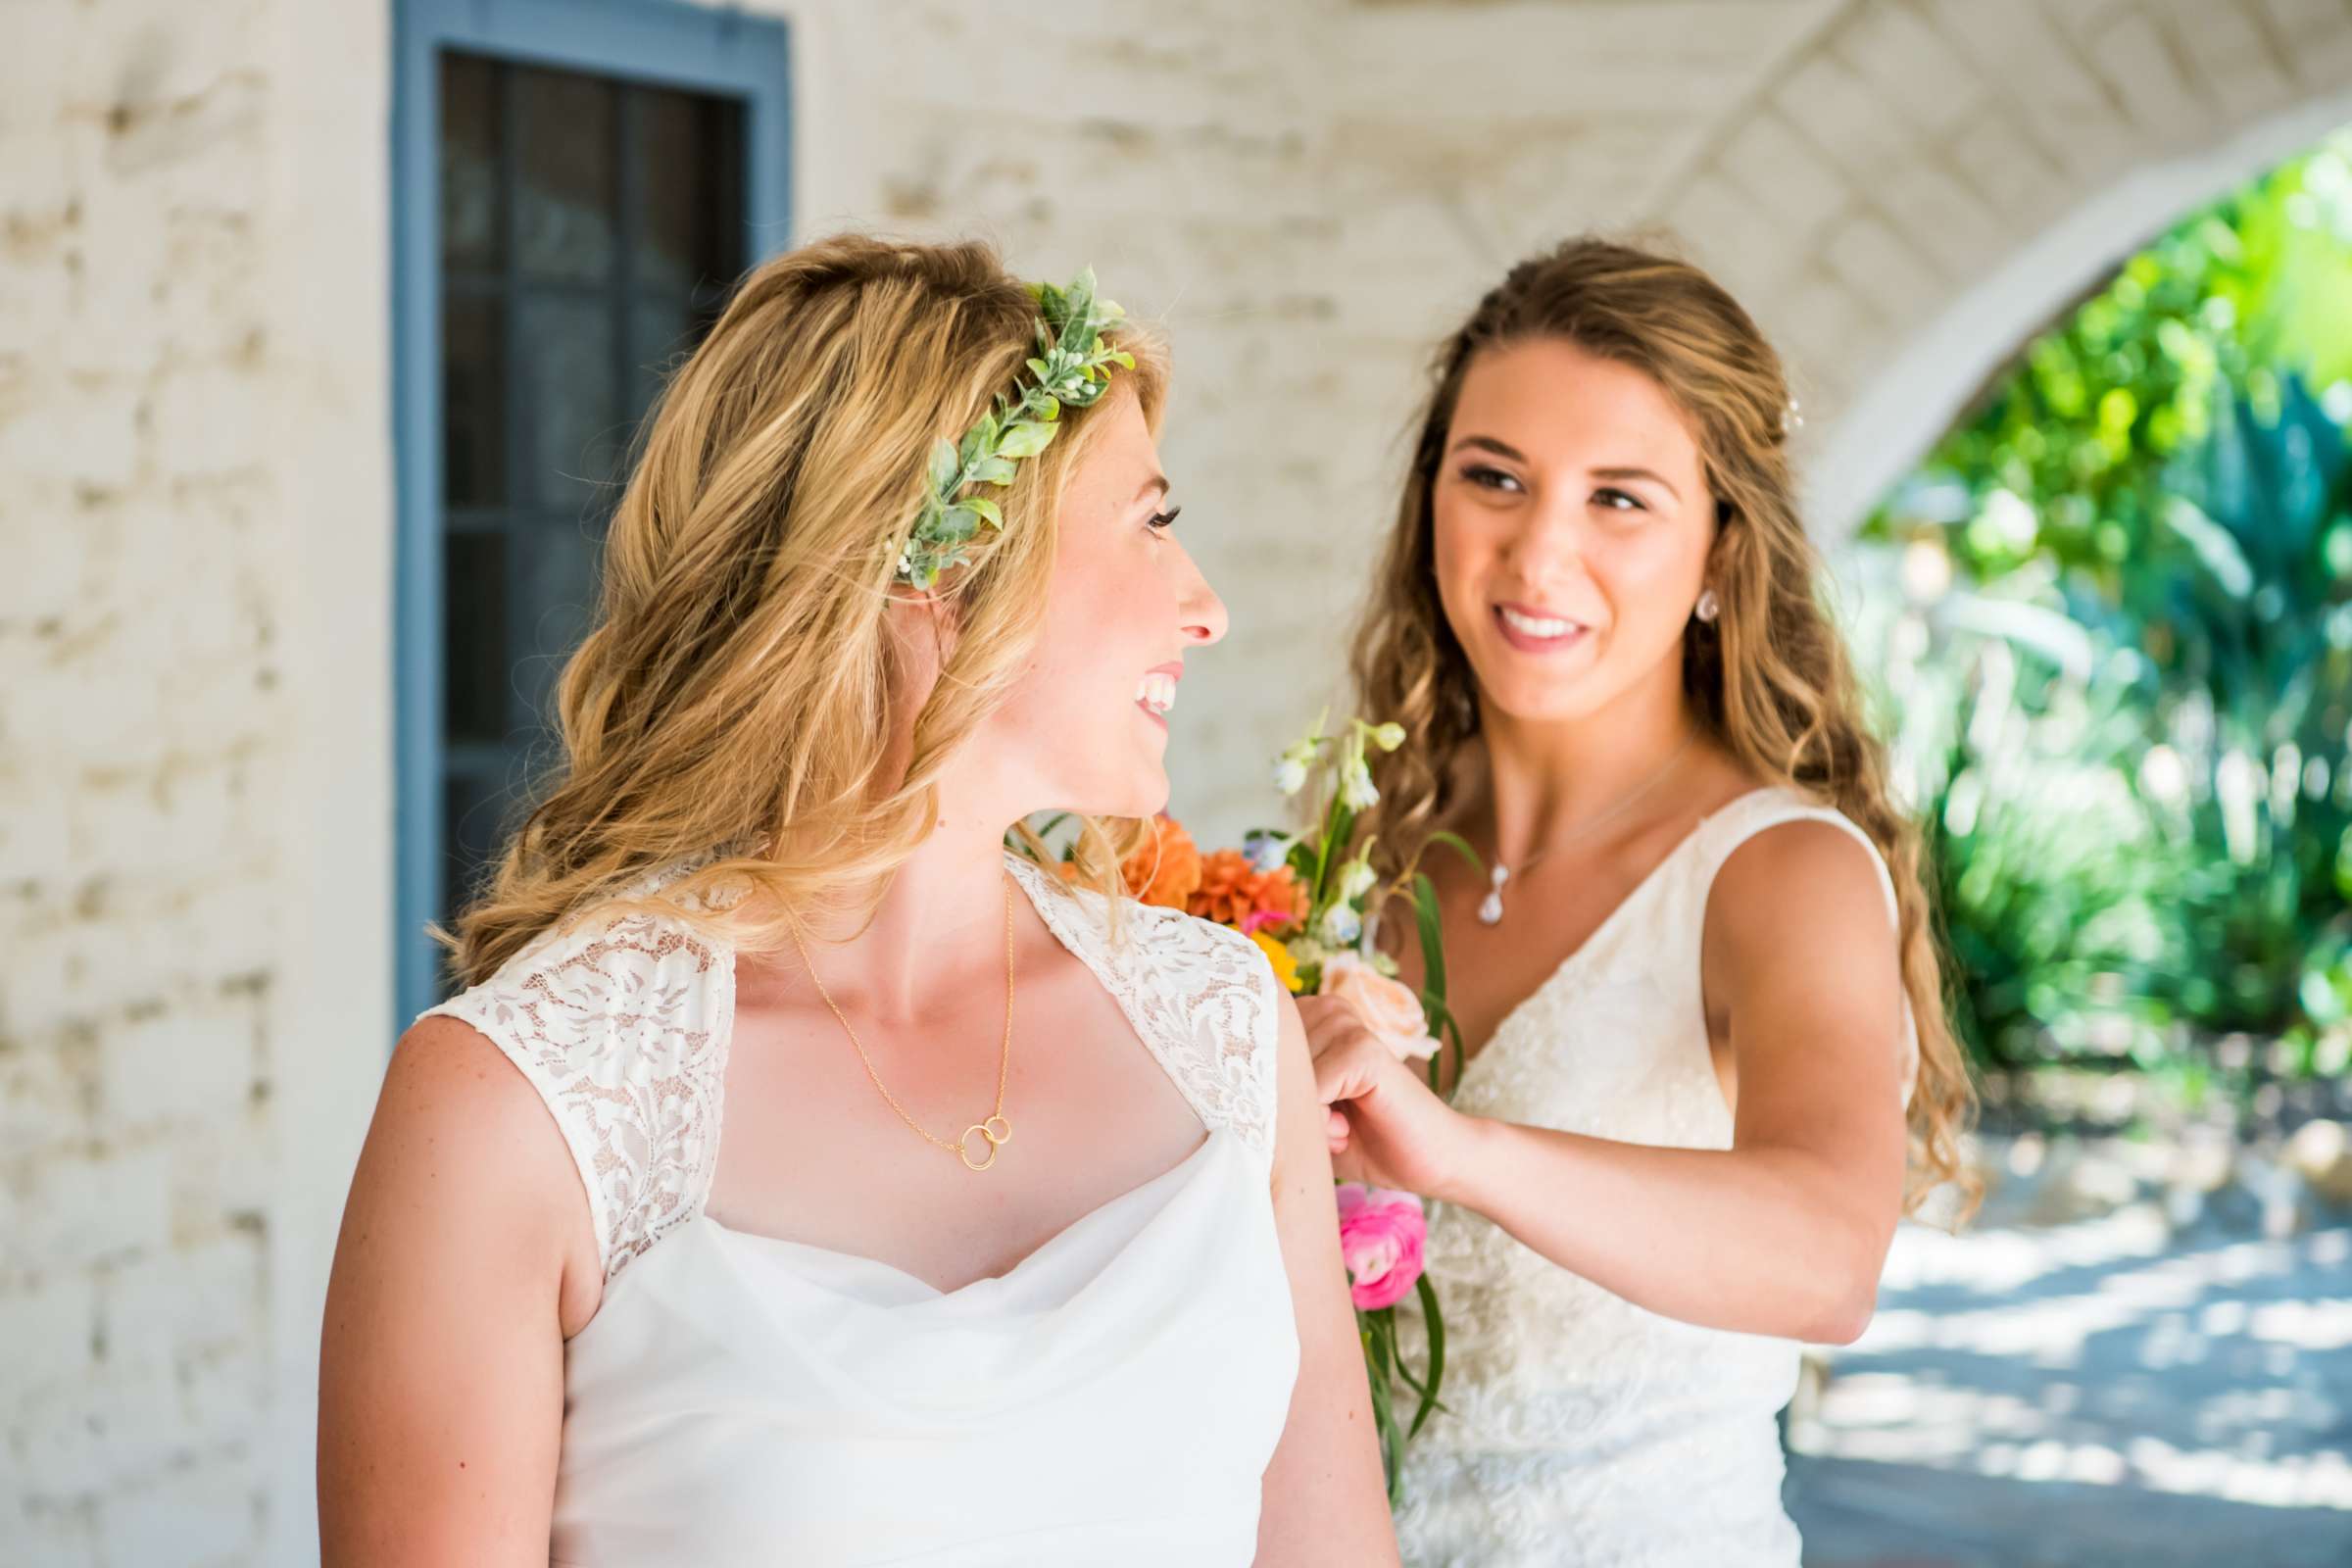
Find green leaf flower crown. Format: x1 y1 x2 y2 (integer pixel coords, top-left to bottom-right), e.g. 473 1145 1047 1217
895 268 1135 590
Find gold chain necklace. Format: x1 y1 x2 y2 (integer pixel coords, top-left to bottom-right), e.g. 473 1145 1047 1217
789 876 1015 1172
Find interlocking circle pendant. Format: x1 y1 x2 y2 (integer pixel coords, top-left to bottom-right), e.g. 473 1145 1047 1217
959 1121 1009 1172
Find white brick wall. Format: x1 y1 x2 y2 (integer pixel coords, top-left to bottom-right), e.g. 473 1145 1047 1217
3 1 2350 1563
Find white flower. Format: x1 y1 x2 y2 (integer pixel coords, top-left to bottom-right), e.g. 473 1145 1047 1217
1337 858 1378 902
1370 721 1406 753
1244 829 1294 873
1315 901 1363 949
1339 761 1379 811
1273 755 1309 796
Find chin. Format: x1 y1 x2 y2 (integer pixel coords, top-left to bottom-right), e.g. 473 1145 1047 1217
1486 673 1628 727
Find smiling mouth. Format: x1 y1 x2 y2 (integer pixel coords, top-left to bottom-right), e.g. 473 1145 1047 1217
1493 604 1590 650
1137 670 1178 721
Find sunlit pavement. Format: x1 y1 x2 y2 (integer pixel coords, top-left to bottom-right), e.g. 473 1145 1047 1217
1786 1205 2352 1567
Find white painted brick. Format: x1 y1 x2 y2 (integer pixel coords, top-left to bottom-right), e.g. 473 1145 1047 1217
2185 0 2302 116
2261 0 2352 83
0 1271 98 1399
169 1125 277 1240
1930 0 2135 178
1716 109 1854 243
1872 158 2009 282
0 1027 97 1158
100 1008 254 1132
2085 5 2220 143
178 1341 266 1449
12 1498 101 1568
97 1464 256 1567
1766 270 1883 399
102 1235 261 1365
146 361 270 481
1775 51 1924 184
1824 214 1942 326
1836 1 1985 140
21 1144 172 1270
1662 170 1807 304
11 1357 186 1495
0 373 144 493
1948 111 2071 229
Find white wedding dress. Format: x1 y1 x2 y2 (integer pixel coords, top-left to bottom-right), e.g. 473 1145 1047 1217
421 853 1299 1566
1394 787 1920 1567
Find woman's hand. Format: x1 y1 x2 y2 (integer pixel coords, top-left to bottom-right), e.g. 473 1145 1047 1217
1299 992 1481 1201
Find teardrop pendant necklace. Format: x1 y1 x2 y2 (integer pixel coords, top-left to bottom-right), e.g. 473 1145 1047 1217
1478 727 1700 926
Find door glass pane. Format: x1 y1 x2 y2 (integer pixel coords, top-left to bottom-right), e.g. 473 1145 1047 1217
442 295 507 506
427 49 750 1001
443 530 509 746
514 66 616 285
517 292 621 513
438 52 503 272
633 87 745 295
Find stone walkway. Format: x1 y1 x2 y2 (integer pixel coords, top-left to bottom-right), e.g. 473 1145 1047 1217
1785 1200 2352 1566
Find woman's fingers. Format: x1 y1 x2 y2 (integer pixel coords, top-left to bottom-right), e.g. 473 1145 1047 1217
1311 1034 1387 1112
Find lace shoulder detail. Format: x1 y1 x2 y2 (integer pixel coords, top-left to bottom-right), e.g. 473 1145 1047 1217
417 885 733 1285
1004 855 1284 1156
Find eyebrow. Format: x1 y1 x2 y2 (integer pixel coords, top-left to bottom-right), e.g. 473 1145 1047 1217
1134 473 1170 502
1447 435 1683 503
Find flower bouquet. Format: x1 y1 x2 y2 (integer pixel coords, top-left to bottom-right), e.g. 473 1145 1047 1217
1030 712 1475 1503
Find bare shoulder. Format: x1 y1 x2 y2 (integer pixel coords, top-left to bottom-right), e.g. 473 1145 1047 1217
1707 814 1896 966
344 1013 601 1327
318 1016 593 1561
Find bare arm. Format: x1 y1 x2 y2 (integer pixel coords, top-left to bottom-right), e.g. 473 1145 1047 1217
1315 821 1909 1346
318 1016 601 1565
1254 995 1401 1566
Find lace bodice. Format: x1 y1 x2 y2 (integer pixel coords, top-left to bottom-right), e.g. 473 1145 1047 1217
422 851 1284 1286
416 850 1299 1567
1394 788 1917 1568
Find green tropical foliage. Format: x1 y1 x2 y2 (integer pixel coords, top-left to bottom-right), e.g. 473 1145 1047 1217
1856 129 2352 1090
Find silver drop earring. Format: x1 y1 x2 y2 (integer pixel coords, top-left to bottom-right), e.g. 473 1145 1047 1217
1694 588 1720 624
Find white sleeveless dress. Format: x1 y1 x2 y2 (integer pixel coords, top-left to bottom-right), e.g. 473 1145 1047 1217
1393 787 1921 1568
420 853 1300 1566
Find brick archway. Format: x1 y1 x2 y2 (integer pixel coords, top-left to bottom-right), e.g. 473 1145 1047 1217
1627 0 2352 540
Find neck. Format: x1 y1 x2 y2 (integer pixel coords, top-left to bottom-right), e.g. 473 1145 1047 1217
797 803 1021 1022
1477 662 1698 868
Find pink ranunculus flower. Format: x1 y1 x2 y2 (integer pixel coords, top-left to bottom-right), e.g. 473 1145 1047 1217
1336 1183 1427 1311
1321 953 1440 1060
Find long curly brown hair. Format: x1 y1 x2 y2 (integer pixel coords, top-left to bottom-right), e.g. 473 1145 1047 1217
1349 236 1977 1218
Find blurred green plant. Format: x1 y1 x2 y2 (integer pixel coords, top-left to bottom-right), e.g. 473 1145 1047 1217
2131 377 2352 1039
1869 129 2352 589
1847 562 2183 1071
1858 379 2352 1076
1854 127 2352 1092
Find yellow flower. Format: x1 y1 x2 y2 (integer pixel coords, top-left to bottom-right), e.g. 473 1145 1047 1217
1250 930 1303 994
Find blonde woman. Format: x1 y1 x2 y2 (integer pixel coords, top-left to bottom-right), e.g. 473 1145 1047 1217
319 237 1396 1566
1304 238 1977 1564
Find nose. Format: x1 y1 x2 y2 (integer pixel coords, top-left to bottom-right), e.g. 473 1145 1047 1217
1500 491 1590 580
1177 550 1229 649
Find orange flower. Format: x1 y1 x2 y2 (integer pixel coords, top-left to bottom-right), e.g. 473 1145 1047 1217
1122 814 1203 909
1043 816 1203 906
1188 849 1310 931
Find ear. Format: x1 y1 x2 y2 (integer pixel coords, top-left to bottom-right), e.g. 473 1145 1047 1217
881 583 959 702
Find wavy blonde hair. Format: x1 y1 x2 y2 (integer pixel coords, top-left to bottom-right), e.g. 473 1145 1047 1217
1349 236 1977 1218
445 235 1165 987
